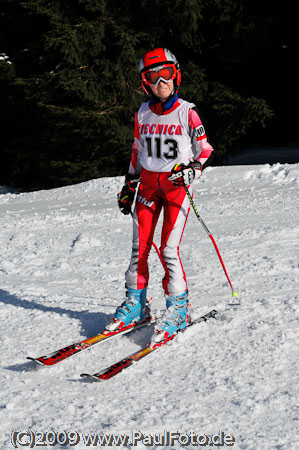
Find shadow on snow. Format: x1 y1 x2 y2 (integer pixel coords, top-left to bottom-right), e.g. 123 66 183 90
0 289 111 372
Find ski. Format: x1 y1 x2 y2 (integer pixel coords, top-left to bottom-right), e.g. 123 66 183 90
80 309 218 381
27 316 157 366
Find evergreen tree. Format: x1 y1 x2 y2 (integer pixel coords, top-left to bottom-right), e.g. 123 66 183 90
0 0 284 190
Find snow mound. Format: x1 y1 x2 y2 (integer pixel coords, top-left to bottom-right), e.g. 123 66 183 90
244 163 299 185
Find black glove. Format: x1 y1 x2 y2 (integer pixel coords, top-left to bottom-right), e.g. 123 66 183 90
117 176 139 215
168 161 202 186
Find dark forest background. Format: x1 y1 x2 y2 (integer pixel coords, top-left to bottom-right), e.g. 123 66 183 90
0 0 297 190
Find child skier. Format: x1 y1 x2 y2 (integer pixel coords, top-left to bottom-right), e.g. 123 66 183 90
106 48 214 344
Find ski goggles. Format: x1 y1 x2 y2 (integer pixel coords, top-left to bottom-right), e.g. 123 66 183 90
141 64 177 86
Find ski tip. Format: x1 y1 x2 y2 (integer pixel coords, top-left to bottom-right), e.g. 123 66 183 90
191 309 218 324
80 373 101 382
204 309 218 321
26 356 45 366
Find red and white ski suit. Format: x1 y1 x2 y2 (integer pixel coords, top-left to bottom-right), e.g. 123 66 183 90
125 97 214 295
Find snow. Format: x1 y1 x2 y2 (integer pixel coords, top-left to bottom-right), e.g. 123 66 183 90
1 162 298 449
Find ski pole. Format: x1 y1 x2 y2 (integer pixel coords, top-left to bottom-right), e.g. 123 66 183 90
183 184 239 299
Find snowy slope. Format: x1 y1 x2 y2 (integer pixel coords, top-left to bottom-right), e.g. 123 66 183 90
0 163 298 449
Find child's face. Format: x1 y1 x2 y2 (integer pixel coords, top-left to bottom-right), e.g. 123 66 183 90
151 79 174 102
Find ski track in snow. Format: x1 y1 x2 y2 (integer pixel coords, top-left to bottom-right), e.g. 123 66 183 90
0 163 298 449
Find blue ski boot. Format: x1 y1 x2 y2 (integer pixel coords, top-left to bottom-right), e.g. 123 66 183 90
105 287 148 332
151 291 190 345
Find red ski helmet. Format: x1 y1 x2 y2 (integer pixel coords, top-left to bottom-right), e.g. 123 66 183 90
139 48 181 96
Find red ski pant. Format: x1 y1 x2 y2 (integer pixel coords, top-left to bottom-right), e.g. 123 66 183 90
125 169 191 296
